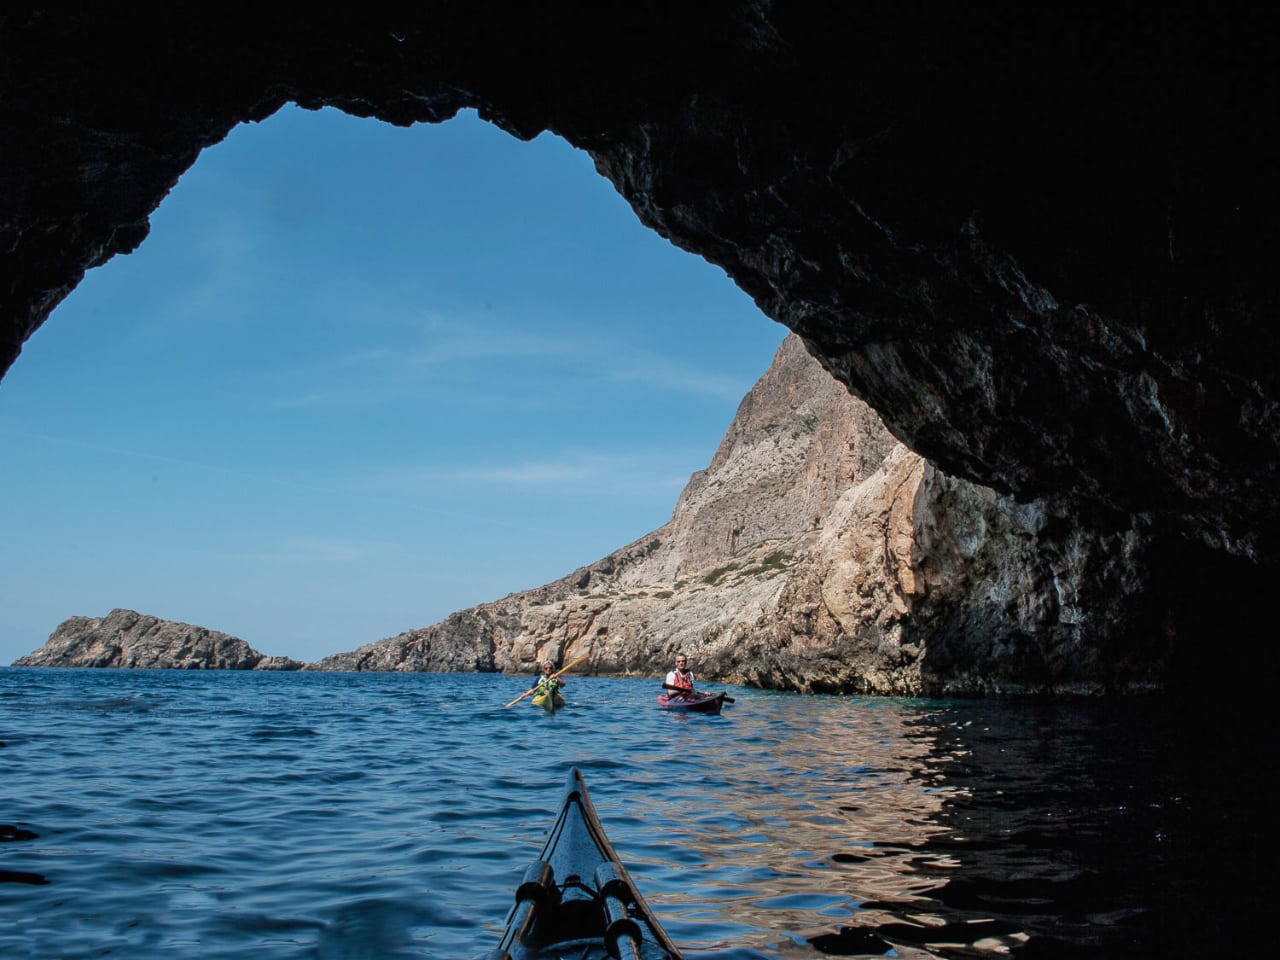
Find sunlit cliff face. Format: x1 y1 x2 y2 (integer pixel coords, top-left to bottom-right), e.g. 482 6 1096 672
3 11 1277 592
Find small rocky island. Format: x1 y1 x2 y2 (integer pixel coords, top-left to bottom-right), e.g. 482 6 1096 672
12 608 302 671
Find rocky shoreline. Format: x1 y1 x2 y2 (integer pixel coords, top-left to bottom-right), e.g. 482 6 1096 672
15 336 1171 696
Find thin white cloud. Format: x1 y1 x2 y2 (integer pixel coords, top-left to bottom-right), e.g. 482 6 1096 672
261 314 755 410
0 422 352 501
600 353 748 401
270 535 390 564
448 457 609 485
357 448 702 497
0 424 233 474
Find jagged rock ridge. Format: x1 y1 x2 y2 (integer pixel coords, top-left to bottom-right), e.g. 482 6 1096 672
312 336 1167 695
14 608 302 671
309 333 902 681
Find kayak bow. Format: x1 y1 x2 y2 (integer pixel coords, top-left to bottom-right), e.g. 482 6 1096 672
490 767 685 960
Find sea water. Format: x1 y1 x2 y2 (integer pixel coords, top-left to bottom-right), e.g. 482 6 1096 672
0 668 1264 958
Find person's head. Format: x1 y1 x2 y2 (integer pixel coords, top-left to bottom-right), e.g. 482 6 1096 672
542 661 554 674
675 655 688 670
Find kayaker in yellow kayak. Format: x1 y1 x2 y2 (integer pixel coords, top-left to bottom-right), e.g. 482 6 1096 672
532 660 566 711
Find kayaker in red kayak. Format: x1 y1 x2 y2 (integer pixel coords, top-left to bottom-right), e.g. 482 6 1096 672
664 654 697 700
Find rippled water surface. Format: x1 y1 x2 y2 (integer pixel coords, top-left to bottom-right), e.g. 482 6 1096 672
0 668 1263 958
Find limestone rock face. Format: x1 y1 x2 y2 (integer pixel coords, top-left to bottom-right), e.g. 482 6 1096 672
313 336 1169 695
311 334 881 678
13 608 303 671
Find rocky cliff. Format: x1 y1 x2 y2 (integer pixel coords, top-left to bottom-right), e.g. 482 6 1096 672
311 336 1166 695
13 608 303 671
18 336 1176 693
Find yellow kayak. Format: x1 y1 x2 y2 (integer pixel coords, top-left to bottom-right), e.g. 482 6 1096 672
532 688 566 712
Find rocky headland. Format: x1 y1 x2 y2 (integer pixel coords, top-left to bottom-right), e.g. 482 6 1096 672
13 335 1179 694
312 334 1167 696
16 335 1175 693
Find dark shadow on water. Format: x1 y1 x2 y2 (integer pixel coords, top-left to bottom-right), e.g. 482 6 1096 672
0 868 49 885
0 824 46 884
807 696 1271 958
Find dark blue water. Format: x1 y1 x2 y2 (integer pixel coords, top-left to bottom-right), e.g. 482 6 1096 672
0 669 1264 958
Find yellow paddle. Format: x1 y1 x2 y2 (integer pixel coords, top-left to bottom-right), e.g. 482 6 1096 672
505 652 591 707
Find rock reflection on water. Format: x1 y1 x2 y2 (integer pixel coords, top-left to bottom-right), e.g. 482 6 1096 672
603 697 978 958
601 693 1245 960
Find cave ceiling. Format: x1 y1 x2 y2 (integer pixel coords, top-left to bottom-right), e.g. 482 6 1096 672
3 4 1277 564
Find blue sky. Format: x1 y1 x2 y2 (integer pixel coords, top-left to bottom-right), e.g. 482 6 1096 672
0 106 785 665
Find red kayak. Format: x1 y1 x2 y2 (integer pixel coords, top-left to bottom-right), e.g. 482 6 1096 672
657 691 726 714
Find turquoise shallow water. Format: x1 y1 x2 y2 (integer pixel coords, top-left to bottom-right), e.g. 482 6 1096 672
0 668 1264 958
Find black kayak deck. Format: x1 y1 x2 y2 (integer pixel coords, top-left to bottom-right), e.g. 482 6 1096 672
489 768 685 960
657 691 725 714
